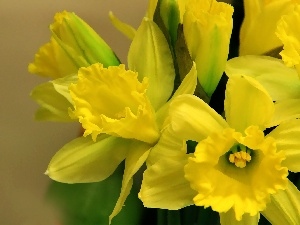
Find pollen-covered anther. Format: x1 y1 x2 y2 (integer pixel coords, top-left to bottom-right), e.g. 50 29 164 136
229 151 251 168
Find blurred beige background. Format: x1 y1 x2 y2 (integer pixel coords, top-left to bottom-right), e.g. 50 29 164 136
0 0 146 224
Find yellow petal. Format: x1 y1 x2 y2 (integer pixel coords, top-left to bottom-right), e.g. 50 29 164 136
268 119 300 172
139 124 196 209
146 0 159 20
109 141 151 224
46 135 129 183
140 154 196 209
28 38 81 79
262 181 300 225
128 18 175 110
109 11 136 40
270 99 300 127
185 127 288 220
240 0 299 55
169 94 228 143
69 63 159 144
155 62 197 128
30 80 73 122
183 0 233 97
276 4 300 76
220 209 260 225
226 55 300 101
225 75 274 132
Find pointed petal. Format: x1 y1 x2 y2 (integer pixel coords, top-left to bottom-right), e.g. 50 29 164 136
128 18 175 110
226 55 300 101
146 0 158 20
269 99 300 127
155 63 197 128
262 181 300 225
268 119 300 172
139 124 196 209
169 94 228 142
46 135 130 183
220 210 259 225
51 73 77 103
30 81 73 122
225 75 274 132
109 142 151 223
109 11 136 40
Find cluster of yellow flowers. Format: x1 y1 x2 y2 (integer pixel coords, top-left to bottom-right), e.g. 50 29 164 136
29 0 300 224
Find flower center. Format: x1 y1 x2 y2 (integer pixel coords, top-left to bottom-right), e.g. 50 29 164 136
228 144 252 168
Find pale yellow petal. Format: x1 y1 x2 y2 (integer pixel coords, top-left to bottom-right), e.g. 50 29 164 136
109 142 151 224
30 81 73 122
169 94 228 143
128 18 175 110
226 55 300 101
146 0 158 20
155 62 197 128
140 153 196 209
225 75 274 132
46 135 129 183
109 11 136 40
269 99 300 127
220 209 259 225
262 181 300 225
268 119 300 172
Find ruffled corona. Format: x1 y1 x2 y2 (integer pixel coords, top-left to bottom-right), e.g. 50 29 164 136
276 4 300 76
69 63 160 144
185 126 288 220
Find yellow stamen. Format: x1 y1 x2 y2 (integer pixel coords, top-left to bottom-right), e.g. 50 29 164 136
229 151 252 168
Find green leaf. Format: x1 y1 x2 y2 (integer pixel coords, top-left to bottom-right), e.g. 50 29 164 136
46 164 143 225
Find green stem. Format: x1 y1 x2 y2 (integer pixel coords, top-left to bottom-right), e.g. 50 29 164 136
157 209 167 225
167 210 181 225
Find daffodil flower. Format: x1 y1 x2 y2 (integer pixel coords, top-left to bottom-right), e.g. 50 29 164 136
140 74 300 225
29 11 120 121
276 4 300 76
240 0 299 56
45 17 198 223
183 0 233 97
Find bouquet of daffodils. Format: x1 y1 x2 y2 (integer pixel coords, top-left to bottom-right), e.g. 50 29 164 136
29 0 300 224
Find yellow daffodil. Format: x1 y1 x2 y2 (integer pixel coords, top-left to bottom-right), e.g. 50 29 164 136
240 0 300 56
276 4 300 77
45 17 198 224
140 73 300 225
29 11 120 121
183 0 233 97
